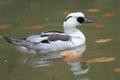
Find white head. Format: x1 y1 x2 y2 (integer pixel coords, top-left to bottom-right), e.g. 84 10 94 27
63 12 93 28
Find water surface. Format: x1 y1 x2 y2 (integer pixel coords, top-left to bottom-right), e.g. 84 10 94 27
0 0 120 80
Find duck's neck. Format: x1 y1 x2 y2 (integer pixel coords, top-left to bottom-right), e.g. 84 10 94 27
64 27 86 41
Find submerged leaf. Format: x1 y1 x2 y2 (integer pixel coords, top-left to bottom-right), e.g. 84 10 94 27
102 12 116 18
23 25 44 30
0 35 2 39
31 3 40 9
93 23 104 29
96 38 112 43
83 57 115 63
0 24 12 30
88 8 100 12
114 68 120 72
63 11 70 16
61 50 81 62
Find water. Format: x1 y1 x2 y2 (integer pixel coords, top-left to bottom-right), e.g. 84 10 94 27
0 0 120 80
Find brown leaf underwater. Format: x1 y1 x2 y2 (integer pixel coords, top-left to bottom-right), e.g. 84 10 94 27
61 50 81 62
23 25 44 30
0 24 12 30
96 38 112 43
114 68 120 72
0 35 2 39
63 11 70 16
93 23 104 29
83 57 115 63
102 12 116 18
88 8 100 12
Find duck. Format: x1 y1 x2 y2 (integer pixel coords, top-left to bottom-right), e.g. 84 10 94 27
4 12 93 54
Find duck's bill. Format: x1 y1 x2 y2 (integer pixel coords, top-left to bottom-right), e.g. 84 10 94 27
84 18 93 23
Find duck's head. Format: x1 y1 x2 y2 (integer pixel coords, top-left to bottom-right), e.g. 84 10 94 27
63 12 93 28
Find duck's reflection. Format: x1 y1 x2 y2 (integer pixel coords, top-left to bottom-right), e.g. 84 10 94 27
21 44 89 75
67 60 89 75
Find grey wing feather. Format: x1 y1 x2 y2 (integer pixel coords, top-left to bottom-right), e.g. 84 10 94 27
48 34 71 41
4 36 37 48
26 31 71 43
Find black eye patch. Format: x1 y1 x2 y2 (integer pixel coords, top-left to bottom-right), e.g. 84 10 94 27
77 17 85 23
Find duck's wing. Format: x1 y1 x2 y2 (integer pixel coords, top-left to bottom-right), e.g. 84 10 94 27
4 31 73 53
5 31 71 48
26 31 71 43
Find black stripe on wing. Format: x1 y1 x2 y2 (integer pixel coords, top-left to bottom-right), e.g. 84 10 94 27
37 31 63 34
40 31 64 37
41 39 49 43
44 31 63 33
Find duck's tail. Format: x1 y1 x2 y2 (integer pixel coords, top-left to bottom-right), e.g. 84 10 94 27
4 36 16 44
4 36 24 46
4 36 37 54
4 36 36 49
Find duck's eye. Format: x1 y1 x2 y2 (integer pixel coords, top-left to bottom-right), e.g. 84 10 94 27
77 17 84 23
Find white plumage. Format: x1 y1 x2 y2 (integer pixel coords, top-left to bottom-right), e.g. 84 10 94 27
4 12 92 54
